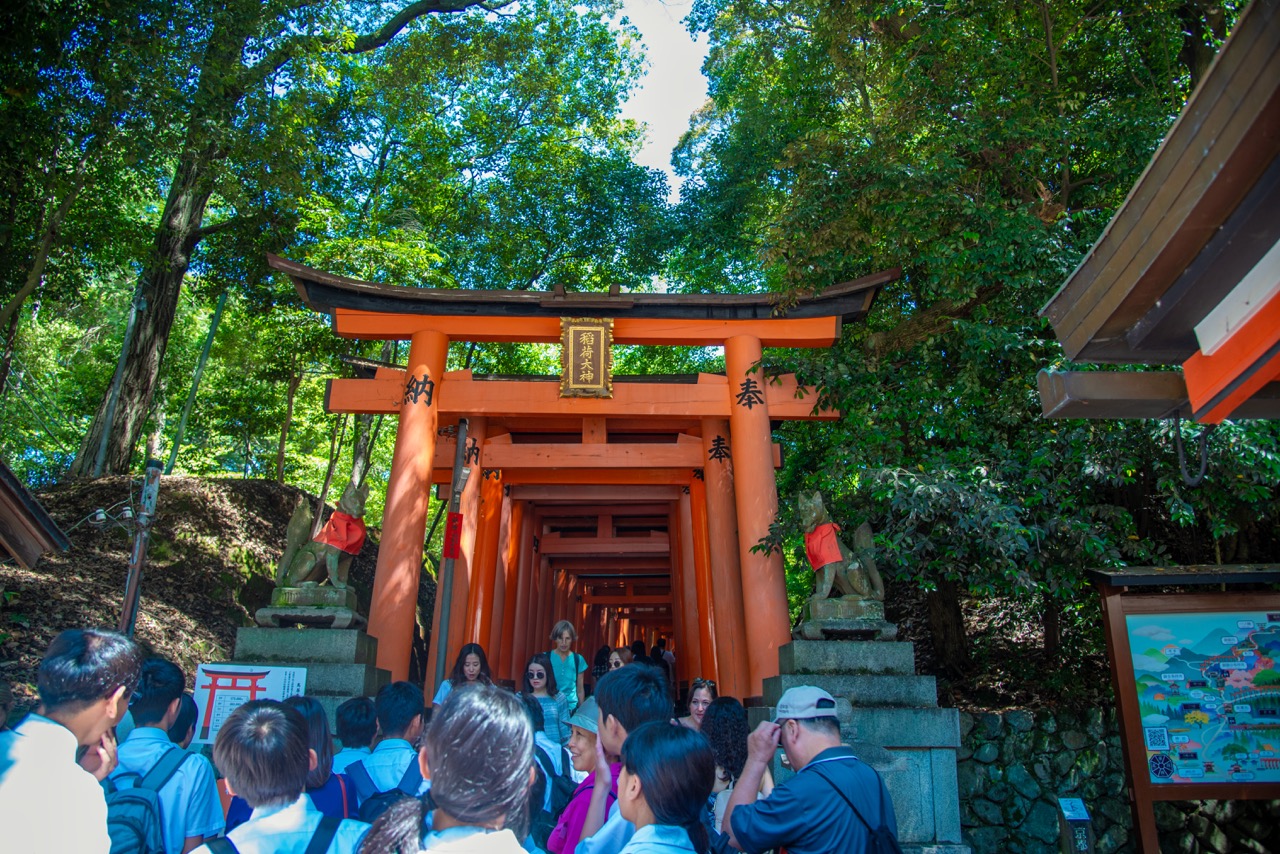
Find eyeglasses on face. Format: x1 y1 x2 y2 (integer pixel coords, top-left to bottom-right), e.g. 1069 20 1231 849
609 659 623 669
527 670 546 680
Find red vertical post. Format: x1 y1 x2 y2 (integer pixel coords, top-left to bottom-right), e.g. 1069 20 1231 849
688 477 719 684
369 329 449 682
510 510 535 680
701 417 749 700
496 498 523 682
467 471 504 648
671 502 702 686
725 334 790 698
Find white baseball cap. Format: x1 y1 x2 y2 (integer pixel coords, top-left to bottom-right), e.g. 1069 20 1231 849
772 686 838 721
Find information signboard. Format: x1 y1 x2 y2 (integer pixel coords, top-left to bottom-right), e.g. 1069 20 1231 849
192 663 307 744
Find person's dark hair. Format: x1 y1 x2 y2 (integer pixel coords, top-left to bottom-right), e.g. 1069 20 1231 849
213 700 310 808
630 640 645 658
284 695 333 788
449 643 494 688
594 664 670 734
796 716 841 738
375 681 424 739
634 653 656 667
335 696 376 749
621 722 715 854
613 647 633 666
167 693 199 745
130 658 185 726
523 652 559 697
688 678 718 707
656 638 667 650
593 645 612 671
519 692 546 731
37 628 145 712
701 697 748 781
362 684 534 852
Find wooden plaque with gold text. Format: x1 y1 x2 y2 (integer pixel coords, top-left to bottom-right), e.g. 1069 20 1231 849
560 317 613 398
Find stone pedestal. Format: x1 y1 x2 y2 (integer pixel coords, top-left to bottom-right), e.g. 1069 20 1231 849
232 627 390 726
255 585 365 629
750 639 970 854
800 596 896 640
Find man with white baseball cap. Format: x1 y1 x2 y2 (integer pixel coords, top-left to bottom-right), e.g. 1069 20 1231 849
722 686 899 853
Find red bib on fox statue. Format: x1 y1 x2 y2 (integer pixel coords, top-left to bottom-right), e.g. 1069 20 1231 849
315 511 367 555
804 522 843 570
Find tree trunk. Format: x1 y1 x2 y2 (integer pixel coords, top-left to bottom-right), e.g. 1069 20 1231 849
0 310 20 403
70 141 218 477
313 414 349 537
1042 591 1061 657
276 371 304 483
927 577 971 675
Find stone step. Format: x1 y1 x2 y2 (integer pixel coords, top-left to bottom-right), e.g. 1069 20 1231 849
762 672 938 709
749 705 961 750
234 627 378 665
778 640 916 676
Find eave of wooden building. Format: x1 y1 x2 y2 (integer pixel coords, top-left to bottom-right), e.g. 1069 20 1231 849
0 460 70 571
1039 0 1280 423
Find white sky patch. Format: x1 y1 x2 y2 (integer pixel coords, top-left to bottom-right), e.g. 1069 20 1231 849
617 0 710 201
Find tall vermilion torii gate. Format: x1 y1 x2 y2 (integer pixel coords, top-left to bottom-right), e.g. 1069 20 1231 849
269 255 898 700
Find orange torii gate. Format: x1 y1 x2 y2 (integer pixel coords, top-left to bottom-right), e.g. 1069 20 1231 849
271 255 897 700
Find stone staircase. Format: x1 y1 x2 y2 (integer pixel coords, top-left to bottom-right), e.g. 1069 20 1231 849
749 640 970 854
231 626 391 725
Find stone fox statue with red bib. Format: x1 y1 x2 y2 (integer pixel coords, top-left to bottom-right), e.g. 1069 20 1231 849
796 491 885 604
276 480 369 590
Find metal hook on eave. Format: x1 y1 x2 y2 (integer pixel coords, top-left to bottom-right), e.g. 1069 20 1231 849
1173 411 1217 487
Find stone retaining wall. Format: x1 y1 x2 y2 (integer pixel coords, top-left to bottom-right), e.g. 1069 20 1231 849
956 707 1280 853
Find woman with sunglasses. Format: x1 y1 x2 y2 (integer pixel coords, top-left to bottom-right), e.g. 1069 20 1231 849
524 652 571 746
608 647 633 671
675 678 717 732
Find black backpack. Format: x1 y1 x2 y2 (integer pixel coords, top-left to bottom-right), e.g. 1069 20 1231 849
529 745 576 849
102 747 191 854
347 758 424 824
206 814 341 854
810 764 903 854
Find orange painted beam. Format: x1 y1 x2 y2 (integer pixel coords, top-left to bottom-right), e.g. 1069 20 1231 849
539 532 669 556
331 308 842 348
551 560 671 574
326 375 838 421
1183 286 1280 423
581 595 672 606
431 440 781 471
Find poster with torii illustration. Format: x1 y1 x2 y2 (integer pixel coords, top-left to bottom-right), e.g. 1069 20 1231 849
192 663 307 745
1126 611 1280 785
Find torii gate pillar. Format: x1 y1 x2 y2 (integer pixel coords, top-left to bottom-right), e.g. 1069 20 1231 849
725 335 791 697
367 329 449 681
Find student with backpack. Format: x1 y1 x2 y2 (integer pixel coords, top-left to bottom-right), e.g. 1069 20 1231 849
616 721 717 854
722 687 901 854
0 628 145 853
112 658 224 853
195 701 369 853
548 697 619 854
359 683 533 853
525 652 572 746
345 681 427 823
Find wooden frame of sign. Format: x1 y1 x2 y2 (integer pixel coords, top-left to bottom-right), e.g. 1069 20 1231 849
1088 566 1280 853
559 317 614 398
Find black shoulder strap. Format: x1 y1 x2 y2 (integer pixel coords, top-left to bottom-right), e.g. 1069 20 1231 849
347 760 376 800
206 837 240 854
140 748 191 793
395 757 423 794
304 814 342 854
559 747 573 779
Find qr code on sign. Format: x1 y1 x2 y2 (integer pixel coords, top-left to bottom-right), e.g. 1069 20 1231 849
1144 727 1170 751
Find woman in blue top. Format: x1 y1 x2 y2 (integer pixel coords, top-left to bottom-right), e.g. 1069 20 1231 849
524 652 571 746
431 642 493 706
616 722 716 854
358 683 533 853
224 695 354 829
548 620 587 710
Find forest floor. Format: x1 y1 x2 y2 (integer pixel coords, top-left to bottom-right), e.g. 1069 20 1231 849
1 477 1110 714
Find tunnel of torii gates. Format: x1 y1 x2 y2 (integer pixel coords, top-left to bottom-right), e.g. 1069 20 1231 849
270 254 900 701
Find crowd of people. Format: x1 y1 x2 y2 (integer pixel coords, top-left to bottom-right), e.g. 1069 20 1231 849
0 622 900 853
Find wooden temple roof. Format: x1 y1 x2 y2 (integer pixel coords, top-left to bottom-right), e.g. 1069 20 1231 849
268 254 898 325
1039 0 1280 423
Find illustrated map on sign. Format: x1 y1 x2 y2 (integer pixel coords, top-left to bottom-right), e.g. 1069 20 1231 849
1127 611 1280 785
